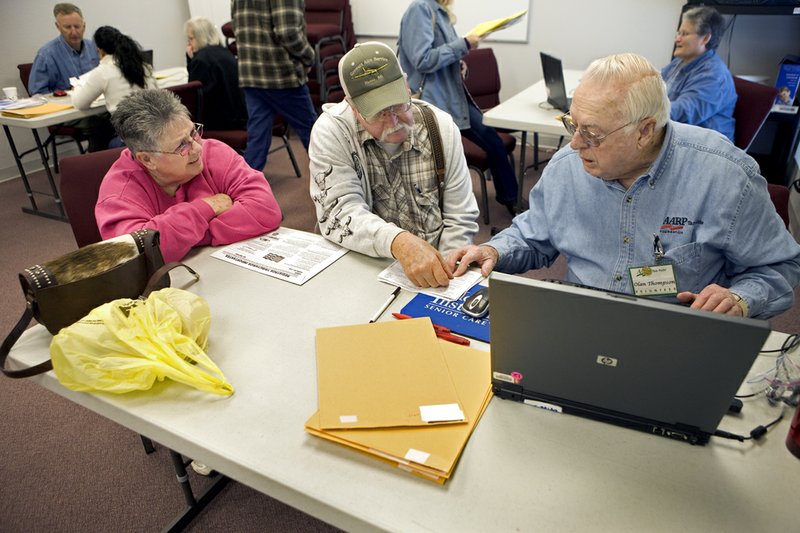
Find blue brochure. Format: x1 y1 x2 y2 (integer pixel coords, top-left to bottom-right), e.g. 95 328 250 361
400 284 490 343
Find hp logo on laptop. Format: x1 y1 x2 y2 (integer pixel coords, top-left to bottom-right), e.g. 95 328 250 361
596 355 618 367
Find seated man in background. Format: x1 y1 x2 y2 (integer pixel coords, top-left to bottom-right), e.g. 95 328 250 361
661 5 736 142
96 89 282 262
28 2 99 95
449 53 800 319
309 42 479 289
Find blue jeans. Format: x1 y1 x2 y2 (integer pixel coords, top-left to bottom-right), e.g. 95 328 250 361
461 102 518 205
243 86 318 171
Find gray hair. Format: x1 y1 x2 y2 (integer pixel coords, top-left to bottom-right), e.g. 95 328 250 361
111 89 191 154
582 53 671 130
682 6 726 50
53 2 82 18
184 16 223 49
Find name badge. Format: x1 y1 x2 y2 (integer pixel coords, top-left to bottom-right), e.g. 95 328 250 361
628 264 678 296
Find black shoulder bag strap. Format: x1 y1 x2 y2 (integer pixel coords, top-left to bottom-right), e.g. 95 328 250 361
419 104 446 210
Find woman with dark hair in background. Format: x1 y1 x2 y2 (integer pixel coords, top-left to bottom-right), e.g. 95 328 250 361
71 25 156 148
184 16 247 131
661 6 736 141
72 25 155 112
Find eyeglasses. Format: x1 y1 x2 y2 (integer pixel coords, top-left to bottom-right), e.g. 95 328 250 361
675 31 698 38
560 114 632 148
362 102 412 124
147 123 203 157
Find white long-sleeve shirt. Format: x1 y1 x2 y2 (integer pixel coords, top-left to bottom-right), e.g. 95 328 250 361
71 54 156 112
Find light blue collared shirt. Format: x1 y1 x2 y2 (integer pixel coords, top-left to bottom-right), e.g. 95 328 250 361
28 35 98 95
488 121 800 319
661 50 737 142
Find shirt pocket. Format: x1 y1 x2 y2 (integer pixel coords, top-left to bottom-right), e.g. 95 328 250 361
664 242 704 289
371 182 394 215
412 185 443 244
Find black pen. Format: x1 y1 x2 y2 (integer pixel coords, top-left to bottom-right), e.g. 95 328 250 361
369 286 401 323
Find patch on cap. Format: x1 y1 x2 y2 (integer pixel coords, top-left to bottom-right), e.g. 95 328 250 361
339 41 409 118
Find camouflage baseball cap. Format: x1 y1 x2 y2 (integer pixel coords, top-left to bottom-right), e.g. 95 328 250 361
339 41 409 118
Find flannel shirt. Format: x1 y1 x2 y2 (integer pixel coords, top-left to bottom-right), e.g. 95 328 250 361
232 0 315 89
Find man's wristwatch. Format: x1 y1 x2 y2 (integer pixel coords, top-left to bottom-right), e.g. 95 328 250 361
730 291 748 317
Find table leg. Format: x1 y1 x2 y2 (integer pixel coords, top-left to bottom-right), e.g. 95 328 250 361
165 449 230 533
2 124 68 221
3 125 40 215
30 129 67 221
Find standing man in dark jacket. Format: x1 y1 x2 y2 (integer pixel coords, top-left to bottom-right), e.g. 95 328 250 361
232 0 318 171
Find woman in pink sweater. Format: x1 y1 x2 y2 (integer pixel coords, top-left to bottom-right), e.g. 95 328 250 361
96 89 282 262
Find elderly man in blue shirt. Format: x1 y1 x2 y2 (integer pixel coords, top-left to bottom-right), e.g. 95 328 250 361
448 52 800 320
28 3 99 95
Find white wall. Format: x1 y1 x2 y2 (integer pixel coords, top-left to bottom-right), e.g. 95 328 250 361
0 0 191 181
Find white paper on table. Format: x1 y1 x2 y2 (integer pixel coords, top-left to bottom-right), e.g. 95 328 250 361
211 227 348 285
377 260 484 301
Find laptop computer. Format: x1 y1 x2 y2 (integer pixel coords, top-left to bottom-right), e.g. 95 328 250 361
540 52 571 112
488 273 771 445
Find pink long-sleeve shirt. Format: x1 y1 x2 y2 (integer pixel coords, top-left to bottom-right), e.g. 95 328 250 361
96 139 282 262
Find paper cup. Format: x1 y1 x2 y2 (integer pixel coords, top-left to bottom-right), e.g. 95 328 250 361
3 87 18 100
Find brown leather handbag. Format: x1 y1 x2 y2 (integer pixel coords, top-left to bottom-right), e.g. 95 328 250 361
0 229 197 378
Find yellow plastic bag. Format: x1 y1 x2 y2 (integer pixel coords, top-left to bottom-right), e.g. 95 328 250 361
50 288 234 395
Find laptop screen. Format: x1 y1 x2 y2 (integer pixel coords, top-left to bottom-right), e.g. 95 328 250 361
488 273 770 442
540 52 570 112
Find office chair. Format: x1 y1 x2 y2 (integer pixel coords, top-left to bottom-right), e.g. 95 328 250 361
305 0 350 105
17 62 87 173
462 47 517 168
732 76 779 151
59 147 125 247
221 21 237 56
767 182 790 228
460 47 519 225
167 81 302 177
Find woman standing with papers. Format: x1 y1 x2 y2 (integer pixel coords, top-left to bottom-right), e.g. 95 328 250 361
398 0 519 215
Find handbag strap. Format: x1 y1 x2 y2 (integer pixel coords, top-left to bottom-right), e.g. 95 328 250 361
142 262 200 298
0 304 52 378
1 261 199 379
419 104 446 210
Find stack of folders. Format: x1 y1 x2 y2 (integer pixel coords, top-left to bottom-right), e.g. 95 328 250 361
1 102 72 118
305 318 492 484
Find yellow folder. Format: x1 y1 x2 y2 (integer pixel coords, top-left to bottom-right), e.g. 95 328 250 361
1 102 73 118
315 318 467 429
306 341 492 483
467 9 527 38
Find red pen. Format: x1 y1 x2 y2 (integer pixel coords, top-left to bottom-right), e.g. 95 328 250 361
392 313 470 346
435 331 471 346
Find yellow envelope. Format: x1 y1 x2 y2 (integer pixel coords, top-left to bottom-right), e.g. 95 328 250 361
1 102 73 118
315 318 467 429
306 341 492 483
467 9 527 38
